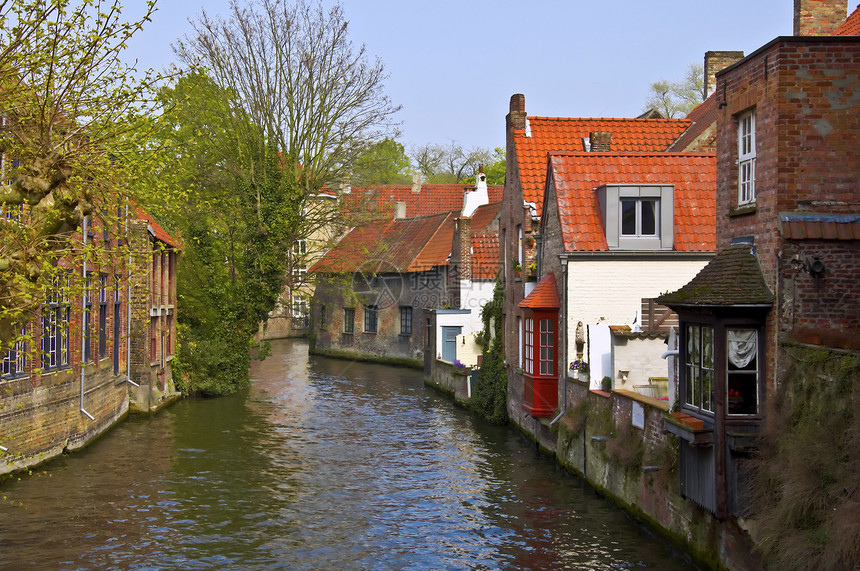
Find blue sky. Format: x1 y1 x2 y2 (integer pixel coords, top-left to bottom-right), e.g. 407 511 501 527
124 0 809 152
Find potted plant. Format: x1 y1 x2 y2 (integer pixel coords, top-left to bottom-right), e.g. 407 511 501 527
569 359 589 381
601 376 612 392
512 259 522 278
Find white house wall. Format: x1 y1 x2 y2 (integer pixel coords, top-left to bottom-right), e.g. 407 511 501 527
459 279 495 333
567 258 708 388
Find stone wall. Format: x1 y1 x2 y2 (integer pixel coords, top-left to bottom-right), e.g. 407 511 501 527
424 358 471 405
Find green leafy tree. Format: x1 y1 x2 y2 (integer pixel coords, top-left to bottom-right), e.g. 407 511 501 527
160 0 399 394
0 0 161 349
461 147 505 185
351 138 411 185
643 63 704 118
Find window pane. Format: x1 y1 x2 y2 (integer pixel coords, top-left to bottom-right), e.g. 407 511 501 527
621 200 636 235
641 199 657 235
728 329 758 415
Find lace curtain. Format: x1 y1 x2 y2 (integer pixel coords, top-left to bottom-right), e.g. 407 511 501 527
728 329 756 368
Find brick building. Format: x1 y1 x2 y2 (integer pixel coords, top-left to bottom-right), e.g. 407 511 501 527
659 0 859 519
1 207 179 475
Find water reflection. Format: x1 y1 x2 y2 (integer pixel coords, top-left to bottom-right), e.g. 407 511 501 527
0 339 691 569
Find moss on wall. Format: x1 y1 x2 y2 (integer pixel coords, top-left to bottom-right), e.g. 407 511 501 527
748 343 859 571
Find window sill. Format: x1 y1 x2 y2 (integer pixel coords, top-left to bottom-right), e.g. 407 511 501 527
664 413 714 446
363 331 377 335
728 204 757 217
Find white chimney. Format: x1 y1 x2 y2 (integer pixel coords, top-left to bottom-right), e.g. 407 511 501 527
394 201 407 219
462 167 489 218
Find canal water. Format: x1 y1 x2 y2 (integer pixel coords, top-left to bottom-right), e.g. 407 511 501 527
0 340 693 570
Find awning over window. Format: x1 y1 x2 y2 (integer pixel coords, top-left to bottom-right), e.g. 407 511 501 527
518 273 560 310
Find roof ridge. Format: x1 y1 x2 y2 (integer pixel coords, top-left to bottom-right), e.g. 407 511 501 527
549 150 716 158
525 116 692 123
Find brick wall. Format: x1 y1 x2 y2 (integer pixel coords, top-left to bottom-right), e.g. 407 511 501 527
715 37 860 385
793 0 849 35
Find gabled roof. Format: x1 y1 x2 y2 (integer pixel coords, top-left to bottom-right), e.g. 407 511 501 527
548 152 716 252
513 117 691 216
310 211 455 274
341 184 503 220
518 273 560 309
470 231 499 280
469 201 501 232
835 4 860 35
135 207 179 248
666 93 718 153
657 244 773 308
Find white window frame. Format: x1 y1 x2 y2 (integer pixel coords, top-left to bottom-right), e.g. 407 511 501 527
738 110 756 206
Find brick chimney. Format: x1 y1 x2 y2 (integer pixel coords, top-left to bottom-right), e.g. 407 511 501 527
456 217 472 281
589 131 612 152
704 51 745 98
508 94 527 131
794 0 848 35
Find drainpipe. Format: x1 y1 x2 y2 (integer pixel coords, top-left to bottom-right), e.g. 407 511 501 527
550 260 568 426
80 216 95 420
125 202 139 387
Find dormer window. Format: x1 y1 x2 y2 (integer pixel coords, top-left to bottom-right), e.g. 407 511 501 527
621 198 658 237
737 110 756 205
598 185 674 250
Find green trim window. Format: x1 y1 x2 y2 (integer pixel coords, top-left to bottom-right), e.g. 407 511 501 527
343 307 355 334
685 324 715 414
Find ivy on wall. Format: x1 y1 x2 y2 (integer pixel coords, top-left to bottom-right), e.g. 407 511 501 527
470 280 508 425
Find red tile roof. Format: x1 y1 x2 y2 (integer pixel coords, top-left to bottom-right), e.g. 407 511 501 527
470 231 500 280
518 273 560 309
469 201 501 232
341 184 503 220
548 152 716 252
310 212 455 274
513 117 691 216
667 93 718 152
835 4 860 35
135 207 179 248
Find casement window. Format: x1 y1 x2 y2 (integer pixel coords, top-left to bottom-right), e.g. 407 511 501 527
166 314 174 357
539 318 555 375
292 295 308 319
364 304 378 333
523 317 534 374
727 328 758 415
738 110 756 205
150 317 158 361
400 306 412 335
113 278 122 374
98 274 108 360
621 198 658 237
343 307 355 334
684 324 715 415
42 276 70 371
598 185 674 250
2 329 26 379
83 277 93 363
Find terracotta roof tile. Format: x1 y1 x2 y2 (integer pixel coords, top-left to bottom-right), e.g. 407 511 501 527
835 4 860 35
341 184 503 220
310 212 454 274
135 207 179 248
471 231 499 280
518 273 560 309
657 244 773 307
549 152 716 252
469 201 501 232
514 117 691 216
667 93 718 152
